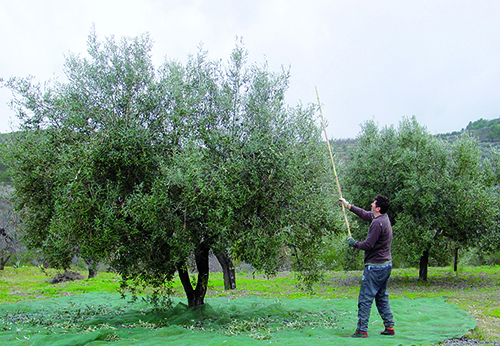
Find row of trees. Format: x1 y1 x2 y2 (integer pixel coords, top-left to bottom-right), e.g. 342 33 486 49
1 31 341 306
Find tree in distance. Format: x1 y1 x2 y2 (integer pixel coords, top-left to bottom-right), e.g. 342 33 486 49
343 117 499 280
2 29 339 306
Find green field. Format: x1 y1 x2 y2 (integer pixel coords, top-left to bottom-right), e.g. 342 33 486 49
0 265 498 344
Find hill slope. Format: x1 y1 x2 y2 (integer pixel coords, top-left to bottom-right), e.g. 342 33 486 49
438 117 500 143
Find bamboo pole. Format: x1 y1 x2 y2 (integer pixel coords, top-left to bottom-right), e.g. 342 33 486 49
315 87 351 238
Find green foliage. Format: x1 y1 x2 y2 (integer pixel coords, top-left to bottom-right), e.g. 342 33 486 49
320 233 363 271
0 133 13 184
0 186 21 269
462 247 500 266
2 30 338 304
343 116 500 269
466 117 500 142
438 117 500 144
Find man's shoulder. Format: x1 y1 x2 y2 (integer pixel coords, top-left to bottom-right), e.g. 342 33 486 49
376 213 391 221
372 214 391 228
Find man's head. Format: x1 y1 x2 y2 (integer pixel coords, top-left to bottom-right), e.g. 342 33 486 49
372 195 390 214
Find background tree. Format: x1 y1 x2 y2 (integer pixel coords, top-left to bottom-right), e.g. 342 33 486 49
436 134 499 272
3 31 338 306
3 29 165 279
343 117 499 280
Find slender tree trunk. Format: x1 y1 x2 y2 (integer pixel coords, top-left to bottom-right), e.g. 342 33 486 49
419 250 429 281
178 243 210 307
1 229 13 270
454 247 459 272
419 229 440 281
215 252 236 290
0 255 11 270
84 258 98 279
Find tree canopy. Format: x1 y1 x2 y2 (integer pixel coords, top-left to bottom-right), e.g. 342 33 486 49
3 30 339 306
343 117 500 279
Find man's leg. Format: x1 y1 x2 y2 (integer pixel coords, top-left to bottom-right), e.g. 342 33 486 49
356 266 378 333
374 265 395 331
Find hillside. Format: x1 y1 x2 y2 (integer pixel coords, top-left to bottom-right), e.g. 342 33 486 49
437 117 500 143
436 117 500 159
332 117 500 158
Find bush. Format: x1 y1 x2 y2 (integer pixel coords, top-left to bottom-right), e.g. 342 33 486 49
461 248 500 266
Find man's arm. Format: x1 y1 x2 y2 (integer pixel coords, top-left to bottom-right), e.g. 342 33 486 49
349 205 374 223
339 198 374 223
353 223 381 250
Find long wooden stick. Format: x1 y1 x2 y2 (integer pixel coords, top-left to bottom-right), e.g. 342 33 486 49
315 87 351 238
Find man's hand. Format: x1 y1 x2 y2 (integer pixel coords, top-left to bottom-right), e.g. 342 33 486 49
347 237 356 247
339 198 351 210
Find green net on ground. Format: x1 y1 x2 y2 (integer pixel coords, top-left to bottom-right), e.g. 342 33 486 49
0 292 476 346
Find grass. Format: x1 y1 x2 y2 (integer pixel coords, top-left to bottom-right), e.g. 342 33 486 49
0 265 499 343
0 266 121 303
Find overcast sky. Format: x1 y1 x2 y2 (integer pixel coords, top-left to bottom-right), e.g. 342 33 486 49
1 0 499 139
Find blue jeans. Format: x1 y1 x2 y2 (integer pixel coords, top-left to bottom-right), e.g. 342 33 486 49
357 263 394 332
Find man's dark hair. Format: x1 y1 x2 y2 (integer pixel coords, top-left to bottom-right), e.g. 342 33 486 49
375 195 390 214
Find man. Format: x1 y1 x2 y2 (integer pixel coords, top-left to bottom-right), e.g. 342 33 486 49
339 195 395 338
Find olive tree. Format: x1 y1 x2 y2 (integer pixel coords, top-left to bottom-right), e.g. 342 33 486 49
435 134 499 270
117 43 337 306
4 30 165 278
343 117 499 280
3 31 338 306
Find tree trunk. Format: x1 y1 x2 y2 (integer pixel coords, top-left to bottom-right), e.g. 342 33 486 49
88 265 98 279
215 252 236 290
419 250 429 281
84 258 98 279
0 254 11 270
178 243 210 307
454 247 459 272
419 229 440 281
0 228 13 270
